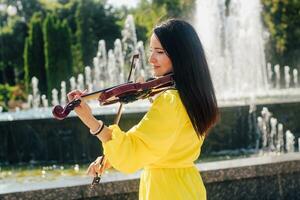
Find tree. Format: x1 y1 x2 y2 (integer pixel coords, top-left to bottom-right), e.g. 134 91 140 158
0 0 43 23
152 0 196 18
262 0 300 67
46 0 82 74
24 12 47 94
0 17 27 84
133 0 167 40
0 0 43 85
132 0 196 42
17 0 43 22
75 0 121 72
43 14 73 96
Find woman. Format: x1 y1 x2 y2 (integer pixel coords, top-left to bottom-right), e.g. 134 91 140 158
68 19 219 200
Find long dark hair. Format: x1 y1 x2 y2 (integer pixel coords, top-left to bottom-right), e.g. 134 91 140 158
154 19 219 137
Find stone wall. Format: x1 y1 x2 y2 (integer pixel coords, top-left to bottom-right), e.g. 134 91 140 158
1 153 299 200
1 102 299 164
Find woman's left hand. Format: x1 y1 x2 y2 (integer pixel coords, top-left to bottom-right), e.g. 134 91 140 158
86 156 111 177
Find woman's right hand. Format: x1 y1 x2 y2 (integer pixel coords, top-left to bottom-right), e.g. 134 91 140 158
67 89 92 118
86 156 111 177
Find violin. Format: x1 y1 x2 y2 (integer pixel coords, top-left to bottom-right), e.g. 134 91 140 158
52 54 174 120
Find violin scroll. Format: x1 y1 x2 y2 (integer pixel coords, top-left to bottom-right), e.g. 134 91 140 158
52 99 81 120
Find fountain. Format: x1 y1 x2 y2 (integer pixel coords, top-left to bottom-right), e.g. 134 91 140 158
190 1 300 199
256 106 296 154
194 0 300 106
195 0 268 100
192 0 299 155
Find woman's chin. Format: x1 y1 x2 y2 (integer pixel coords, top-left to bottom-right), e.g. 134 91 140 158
153 71 163 77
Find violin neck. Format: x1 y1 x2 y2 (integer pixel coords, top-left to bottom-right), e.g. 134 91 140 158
81 91 102 101
80 82 134 101
80 87 108 101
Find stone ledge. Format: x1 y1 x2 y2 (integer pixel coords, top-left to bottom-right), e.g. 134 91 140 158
199 153 300 183
1 153 299 200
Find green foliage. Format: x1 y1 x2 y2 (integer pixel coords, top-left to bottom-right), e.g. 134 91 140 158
39 0 65 10
132 0 196 43
54 1 78 34
0 9 8 27
0 17 27 84
0 84 12 107
262 0 300 66
132 0 167 41
50 1 82 74
75 0 121 72
0 0 126 107
152 0 196 18
0 83 26 111
24 12 47 94
0 0 44 23
43 14 73 95
18 0 44 22
0 0 43 85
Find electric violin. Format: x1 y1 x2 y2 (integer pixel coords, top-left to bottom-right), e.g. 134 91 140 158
52 54 174 120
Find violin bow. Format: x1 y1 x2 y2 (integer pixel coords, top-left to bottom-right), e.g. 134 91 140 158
90 54 140 189
114 53 139 124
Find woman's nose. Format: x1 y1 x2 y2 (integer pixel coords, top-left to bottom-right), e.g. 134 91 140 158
148 52 156 64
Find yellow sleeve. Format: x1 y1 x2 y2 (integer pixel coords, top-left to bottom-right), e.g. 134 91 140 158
102 91 185 173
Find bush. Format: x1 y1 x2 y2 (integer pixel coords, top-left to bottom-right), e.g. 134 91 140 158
0 84 26 111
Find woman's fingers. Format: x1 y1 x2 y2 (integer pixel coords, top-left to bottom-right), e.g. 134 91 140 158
98 157 111 174
67 89 87 101
86 156 107 176
81 89 88 95
86 161 97 176
67 90 81 101
103 159 111 170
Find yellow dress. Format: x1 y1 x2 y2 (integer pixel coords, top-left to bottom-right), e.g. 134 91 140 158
103 89 206 200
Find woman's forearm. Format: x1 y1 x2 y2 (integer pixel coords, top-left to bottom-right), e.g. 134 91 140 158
96 126 112 143
67 91 113 144
77 113 112 143
77 114 99 131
